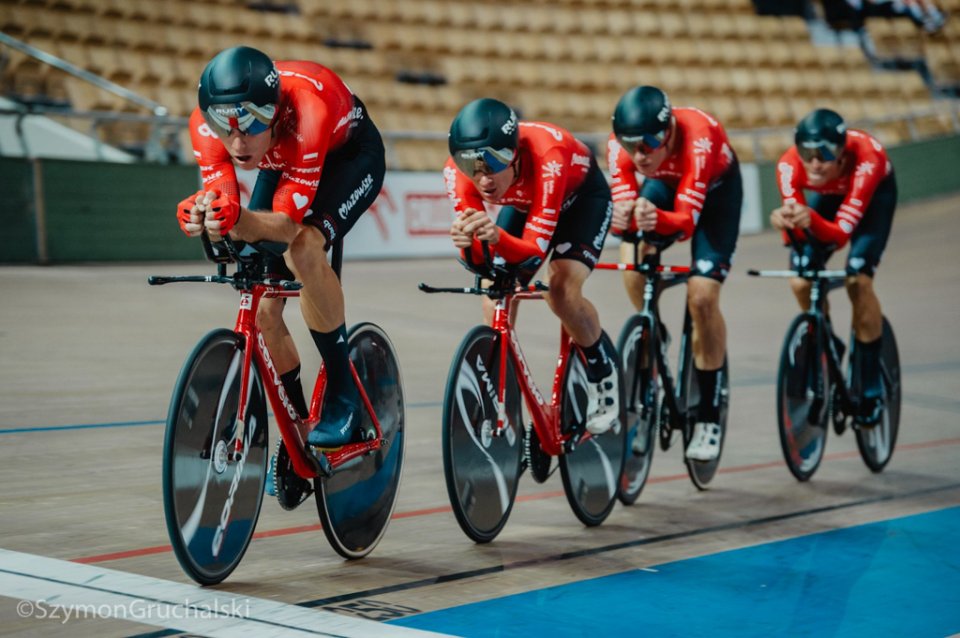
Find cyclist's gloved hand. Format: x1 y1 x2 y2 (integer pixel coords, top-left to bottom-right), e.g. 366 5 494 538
204 192 242 235
176 189 206 237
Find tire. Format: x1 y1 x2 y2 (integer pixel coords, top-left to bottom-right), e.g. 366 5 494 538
314 322 405 559
441 326 524 543
616 314 658 505
776 314 829 482
162 329 269 585
681 343 730 490
855 317 901 472
559 331 627 526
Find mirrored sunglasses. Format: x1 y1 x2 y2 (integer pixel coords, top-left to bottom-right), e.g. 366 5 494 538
203 101 276 137
452 146 516 176
617 129 669 155
797 140 840 163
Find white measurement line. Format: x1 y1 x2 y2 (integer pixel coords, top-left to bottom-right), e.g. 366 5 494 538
0 549 448 637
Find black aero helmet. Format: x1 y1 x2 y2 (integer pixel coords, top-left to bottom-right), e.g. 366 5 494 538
794 108 847 162
448 98 519 175
198 46 280 137
612 85 673 154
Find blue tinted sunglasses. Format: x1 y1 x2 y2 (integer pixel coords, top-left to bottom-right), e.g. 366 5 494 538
798 140 840 163
452 146 517 175
617 128 669 155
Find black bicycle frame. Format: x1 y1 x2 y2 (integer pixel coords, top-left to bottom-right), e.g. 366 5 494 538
626 239 692 430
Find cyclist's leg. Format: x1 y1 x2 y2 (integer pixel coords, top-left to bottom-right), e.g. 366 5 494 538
685 164 741 460
248 171 310 413
289 101 386 447
844 173 896 422
545 159 618 434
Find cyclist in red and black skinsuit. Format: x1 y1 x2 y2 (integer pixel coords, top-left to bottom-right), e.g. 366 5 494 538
607 85 742 462
771 108 897 424
176 46 385 451
444 98 619 436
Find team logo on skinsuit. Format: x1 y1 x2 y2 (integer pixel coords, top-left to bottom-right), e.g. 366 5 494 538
779 162 796 198
338 174 374 219
323 218 336 240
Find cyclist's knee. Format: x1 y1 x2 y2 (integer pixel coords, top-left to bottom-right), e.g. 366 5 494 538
547 271 584 308
257 298 285 333
687 278 720 320
286 226 328 277
844 273 874 302
789 277 812 308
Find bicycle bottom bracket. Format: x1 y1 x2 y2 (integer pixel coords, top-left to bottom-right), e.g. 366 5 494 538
525 425 551 484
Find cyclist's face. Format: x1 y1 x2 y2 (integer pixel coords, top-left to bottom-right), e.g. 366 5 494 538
801 155 841 186
628 130 671 177
218 128 273 170
471 164 516 203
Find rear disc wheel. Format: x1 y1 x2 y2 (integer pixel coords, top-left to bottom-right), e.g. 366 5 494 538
560 332 626 526
314 322 405 559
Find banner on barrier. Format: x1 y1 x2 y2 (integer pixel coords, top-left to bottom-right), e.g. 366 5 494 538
236 167 764 260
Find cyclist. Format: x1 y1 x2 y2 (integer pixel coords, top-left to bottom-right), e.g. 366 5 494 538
444 98 619 435
607 85 742 462
770 108 896 425
176 46 385 451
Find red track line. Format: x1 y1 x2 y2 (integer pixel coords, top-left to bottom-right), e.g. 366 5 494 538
70 436 960 565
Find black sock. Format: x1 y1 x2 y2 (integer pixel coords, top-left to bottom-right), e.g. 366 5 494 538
695 366 723 423
580 335 613 383
279 365 309 419
310 324 358 403
856 337 883 398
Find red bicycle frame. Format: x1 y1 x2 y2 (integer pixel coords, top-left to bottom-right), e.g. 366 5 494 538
228 282 383 481
489 286 582 457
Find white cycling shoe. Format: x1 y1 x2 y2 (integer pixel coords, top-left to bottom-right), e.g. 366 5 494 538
685 422 721 461
585 368 619 435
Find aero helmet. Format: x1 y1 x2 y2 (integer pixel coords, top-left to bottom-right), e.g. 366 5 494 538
448 98 519 175
198 46 280 137
612 85 673 154
794 108 847 162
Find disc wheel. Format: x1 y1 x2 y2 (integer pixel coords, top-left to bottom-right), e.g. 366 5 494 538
616 314 658 505
777 314 829 482
162 329 269 585
442 325 524 543
314 322 405 559
559 332 627 526
854 317 901 472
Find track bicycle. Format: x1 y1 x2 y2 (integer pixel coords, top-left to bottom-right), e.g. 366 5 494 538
747 233 900 481
595 232 730 500
419 251 627 543
149 235 404 584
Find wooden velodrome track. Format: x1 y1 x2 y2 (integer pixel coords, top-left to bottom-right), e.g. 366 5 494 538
1 193 958 637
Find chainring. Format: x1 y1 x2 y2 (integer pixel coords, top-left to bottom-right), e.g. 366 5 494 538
525 425 553 484
274 439 313 511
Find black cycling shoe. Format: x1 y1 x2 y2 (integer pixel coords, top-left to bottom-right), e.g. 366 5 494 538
307 393 362 449
856 393 885 427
